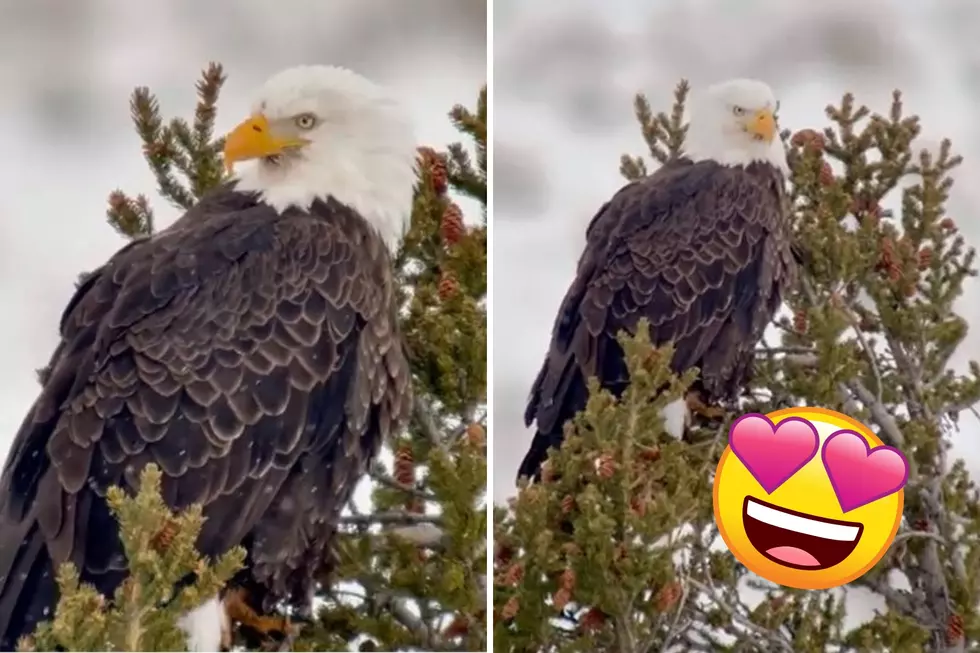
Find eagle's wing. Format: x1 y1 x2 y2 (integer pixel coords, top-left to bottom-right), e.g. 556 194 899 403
522 161 781 473
0 190 410 641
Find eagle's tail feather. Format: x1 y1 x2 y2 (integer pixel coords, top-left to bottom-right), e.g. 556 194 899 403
0 519 56 650
516 430 564 483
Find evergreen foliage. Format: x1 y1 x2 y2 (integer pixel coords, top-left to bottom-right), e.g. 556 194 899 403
494 81 980 652
27 64 487 652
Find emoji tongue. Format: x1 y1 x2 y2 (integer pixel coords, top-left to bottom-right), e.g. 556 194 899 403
765 546 820 567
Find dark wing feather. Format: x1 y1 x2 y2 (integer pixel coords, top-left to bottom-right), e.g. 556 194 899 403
520 160 791 480
0 187 411 644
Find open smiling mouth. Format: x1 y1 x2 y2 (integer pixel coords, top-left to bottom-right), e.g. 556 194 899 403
742 497 864 570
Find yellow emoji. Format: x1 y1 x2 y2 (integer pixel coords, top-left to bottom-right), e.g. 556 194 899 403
713 407 908 589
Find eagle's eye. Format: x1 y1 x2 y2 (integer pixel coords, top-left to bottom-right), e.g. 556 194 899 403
732 105 746 116
295 113 318 130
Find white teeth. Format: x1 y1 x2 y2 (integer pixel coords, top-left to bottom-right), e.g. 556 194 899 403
746 498 860 542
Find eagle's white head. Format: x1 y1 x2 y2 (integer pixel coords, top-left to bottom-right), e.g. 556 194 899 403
223 65 416 250
684 78 789 175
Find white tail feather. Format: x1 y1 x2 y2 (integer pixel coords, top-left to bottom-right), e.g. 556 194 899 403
660 398 688 440
178 596 227 652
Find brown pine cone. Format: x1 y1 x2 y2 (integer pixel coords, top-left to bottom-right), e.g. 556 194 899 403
791 128 826 153
464 423 485 447
552 588 571 612
630 494 647 517
417 146 449 194
494 542 514 566
560 495 575 514
441 203 465 245
596 454 615 479
918 247 933 271
503 562 524 586
819 160 835 186
559 568 576 591
394 444 415 486
793 309 807 334
151 519 179 553
438 273 460 300
443 614 471 638
655 581 683 612
638 446 661 462
499 596 519 620
940 217 956 231
579 607 607 633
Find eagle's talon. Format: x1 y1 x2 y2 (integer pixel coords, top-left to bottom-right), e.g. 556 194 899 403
685 392 726 420
223 587 292 641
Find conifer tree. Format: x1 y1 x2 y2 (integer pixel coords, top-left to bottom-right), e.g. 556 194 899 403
494 81 980 652
23 63 487 652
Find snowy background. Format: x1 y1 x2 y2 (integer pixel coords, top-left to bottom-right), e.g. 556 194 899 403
0 0 486 465
492 0 980 628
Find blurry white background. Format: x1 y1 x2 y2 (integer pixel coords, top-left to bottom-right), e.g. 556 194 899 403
0 0 486 467
493 0 980 500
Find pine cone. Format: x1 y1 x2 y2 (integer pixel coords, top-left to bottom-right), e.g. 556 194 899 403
503 562 524 586
417 146 449 195
151 519 179 553
630 494 647 517
560 495 575 514
559 568 576 591
768 595 787 611
464 423 485 447
107 190 128 212
878 236 895 267
552 588 571 612
918 247 933 271
499 596 520 620
791 128 826 153
394 444 415 486
819 160 835 186
438 273 460 300
143 140 169 159
946 614 964 644
443 615 471 638
596 454 616 479
655 581 683 612
793 309 808 334
940 217 956 231
638 446 661 463
579 607 607 633
441 203 465 245
494 542 514 566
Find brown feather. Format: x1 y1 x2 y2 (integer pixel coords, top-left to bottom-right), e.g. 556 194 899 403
521 158 795 480
0 184 411 646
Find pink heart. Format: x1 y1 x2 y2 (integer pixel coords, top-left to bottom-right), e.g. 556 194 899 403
822 430 909 513
728 414 820 494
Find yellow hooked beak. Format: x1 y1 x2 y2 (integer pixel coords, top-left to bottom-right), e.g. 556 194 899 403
222 114 308 173
744 108 777 143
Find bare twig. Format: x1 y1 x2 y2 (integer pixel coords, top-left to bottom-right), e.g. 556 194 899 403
368 466 435 502
341 511 442 527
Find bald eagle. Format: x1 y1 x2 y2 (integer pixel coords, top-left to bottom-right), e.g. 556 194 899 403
519 78 796 481
0 65 415 651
